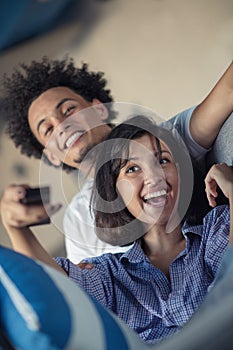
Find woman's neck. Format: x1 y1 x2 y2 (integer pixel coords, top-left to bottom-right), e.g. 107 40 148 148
141 224 186 278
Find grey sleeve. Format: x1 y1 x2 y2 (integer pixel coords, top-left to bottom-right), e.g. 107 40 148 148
164 106 209 167
206 112 233 168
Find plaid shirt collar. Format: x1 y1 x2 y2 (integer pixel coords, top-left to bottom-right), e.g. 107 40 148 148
120 221 203 265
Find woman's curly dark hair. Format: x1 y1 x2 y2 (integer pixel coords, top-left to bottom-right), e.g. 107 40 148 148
1 56 115 172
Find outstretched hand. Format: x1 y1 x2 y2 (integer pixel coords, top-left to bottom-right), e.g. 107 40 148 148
205 163 233 207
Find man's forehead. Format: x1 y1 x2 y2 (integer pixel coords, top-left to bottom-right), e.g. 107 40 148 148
28 87 85 116
32 86 80 103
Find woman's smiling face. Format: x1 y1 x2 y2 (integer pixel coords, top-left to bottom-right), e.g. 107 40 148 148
116 134 179 226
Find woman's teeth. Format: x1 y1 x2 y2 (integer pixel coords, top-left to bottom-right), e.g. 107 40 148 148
144 189 167 202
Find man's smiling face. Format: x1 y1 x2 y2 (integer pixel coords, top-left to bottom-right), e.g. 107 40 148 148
28 86 111 171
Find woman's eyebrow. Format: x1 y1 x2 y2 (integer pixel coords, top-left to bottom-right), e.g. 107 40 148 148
127 156 140 161
128 150 171 159
160 150 171 156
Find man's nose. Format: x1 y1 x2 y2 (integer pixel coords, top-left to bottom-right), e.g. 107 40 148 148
55 119 71 136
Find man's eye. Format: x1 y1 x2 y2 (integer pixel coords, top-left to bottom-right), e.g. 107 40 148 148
126 165 140 173
64 105 75 116
45 126 53 136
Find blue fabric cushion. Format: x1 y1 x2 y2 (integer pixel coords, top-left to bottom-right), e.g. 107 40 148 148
0 246 233 350
0 246 144 350
0 0 74 50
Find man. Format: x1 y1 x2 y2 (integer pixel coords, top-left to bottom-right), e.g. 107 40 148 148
2 56 233 262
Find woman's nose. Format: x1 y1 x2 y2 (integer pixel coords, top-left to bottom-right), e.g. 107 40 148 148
144 176 164 186
144 163 165 186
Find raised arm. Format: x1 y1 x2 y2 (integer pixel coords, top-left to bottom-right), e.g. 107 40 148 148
205 163 233 245
0 184 65 274
190 61 233 148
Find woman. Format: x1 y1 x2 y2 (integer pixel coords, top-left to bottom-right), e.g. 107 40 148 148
1 115 232 344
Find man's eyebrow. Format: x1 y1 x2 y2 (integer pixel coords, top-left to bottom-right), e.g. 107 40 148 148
56 98 76 110
37 118 45 133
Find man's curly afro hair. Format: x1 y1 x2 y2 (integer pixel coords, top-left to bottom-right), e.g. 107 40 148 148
2 56 115 172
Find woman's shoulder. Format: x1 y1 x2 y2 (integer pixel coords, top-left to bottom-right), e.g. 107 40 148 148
204 204 230 223
202 204 230 242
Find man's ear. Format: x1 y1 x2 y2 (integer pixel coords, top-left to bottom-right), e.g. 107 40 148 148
43 148 62 167
92 99 109 121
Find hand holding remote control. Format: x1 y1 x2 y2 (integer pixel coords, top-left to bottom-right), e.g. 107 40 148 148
0 185 62 228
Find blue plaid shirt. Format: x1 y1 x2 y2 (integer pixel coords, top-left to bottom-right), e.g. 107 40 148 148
55 205 230 344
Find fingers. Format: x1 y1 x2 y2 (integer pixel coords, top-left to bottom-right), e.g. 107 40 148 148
205 163 233 206
205 176 218 207
205 167 218 207
2 201 45 228
3 184 27 202
9 204 61 228
77 262 94 270
205 186 217 207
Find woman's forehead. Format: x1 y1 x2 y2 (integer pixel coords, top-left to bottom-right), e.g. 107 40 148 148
128 134 170 155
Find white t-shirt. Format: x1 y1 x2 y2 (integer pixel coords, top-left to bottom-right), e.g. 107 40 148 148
64 106 208 263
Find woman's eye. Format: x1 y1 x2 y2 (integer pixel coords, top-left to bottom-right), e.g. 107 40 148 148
160 158 169 165
126 165 140 173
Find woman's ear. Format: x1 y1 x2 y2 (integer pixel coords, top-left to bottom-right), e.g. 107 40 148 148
92 99 109 121
43 148 62 167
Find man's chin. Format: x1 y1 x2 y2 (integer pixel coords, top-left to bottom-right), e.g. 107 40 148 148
72 149 95 175
78 144 98 163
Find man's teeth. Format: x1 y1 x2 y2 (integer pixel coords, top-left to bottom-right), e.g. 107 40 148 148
65 132 81 148
144 190 167 201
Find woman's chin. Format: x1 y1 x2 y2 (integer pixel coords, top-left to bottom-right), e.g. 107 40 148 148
139 206 178 229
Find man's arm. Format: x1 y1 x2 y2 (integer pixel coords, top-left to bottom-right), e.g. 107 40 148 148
0 184 66 274
190 61 233 149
